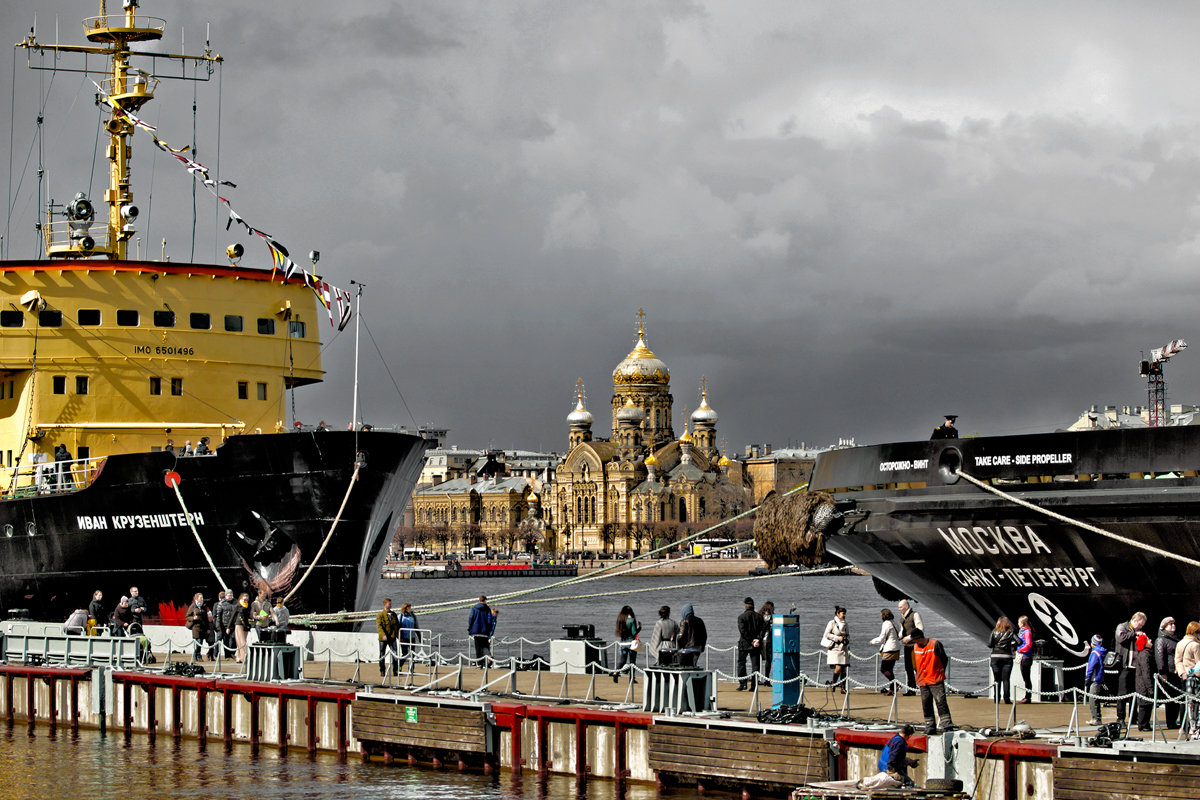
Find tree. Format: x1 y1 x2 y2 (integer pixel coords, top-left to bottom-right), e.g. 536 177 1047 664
432 525 451 557
497 525 521 556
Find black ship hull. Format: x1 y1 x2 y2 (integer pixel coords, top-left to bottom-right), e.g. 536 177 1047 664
808 427 1200 661
0 430 429 624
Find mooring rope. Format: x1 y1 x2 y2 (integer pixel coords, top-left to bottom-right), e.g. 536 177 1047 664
169 480 229 594
956 468 1200 569
283 461 361 605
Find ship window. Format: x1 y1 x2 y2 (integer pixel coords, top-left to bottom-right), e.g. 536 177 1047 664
257 318 275 335
0 310 24 327
189 313 211 330
170 378 183 396
237 381 248 400
39 309 62 327
149 377 161 396
76 376 89 395
257 382 267 401
0 382 4 399
224 315 243 332
53 376 66 394
288 320 306 339
78 309 101 326
116 309 139 326
153 310 176 327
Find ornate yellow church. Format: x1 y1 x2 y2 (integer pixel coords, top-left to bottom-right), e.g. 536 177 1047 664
550 312 750 554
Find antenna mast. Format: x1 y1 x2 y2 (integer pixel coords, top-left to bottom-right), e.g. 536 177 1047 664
15 0 221 260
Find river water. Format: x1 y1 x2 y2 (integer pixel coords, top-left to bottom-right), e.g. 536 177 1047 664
373 571 990 690
4 573 987 799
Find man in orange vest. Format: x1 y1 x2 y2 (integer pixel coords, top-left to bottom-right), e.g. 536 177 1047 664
910 628 955 736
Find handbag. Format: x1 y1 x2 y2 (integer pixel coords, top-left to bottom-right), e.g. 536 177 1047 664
629 637 641 652
820 636 834 650
1103 650 1118 669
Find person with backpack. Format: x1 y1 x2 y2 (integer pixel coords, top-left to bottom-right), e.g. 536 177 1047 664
911 628 955 735
736 597 766 690
614 605 641 683
1085 634 1107 725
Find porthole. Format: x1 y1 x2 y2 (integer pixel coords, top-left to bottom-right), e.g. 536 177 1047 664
3 524 12 538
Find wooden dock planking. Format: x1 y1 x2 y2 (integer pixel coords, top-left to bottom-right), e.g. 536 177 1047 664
1053 756 1200 800
352 699 486 753
649 720 829 787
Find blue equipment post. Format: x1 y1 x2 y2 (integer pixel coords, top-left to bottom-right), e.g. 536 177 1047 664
772 613 800 707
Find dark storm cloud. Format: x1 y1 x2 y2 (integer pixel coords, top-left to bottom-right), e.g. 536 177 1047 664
6 1 1200 454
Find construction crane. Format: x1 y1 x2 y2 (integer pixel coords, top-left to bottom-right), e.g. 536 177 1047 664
1139 339 1187 427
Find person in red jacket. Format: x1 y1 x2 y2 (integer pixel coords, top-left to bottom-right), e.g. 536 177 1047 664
910 628 955 735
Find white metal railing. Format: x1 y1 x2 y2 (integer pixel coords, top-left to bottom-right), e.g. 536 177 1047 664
2 455 104 500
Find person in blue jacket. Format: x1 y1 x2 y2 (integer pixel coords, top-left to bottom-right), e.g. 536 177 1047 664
1085 634 1107 725
468 595 498 666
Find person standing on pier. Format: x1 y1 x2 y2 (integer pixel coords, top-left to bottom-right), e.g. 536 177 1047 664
822 606 850 693
1114 611 1146 723
468 595 498 666
759 601 776 680
614 605 641 683
648 605 678 666
871 608 902 695
251 589 271 641
128 586 147 627
1176 621 1200 735
398 602 420 670
677 603 708 667
910 628 955 735
1155 617 1182 729
88 590 105 636
376 598 400 677
213 591 234 657
898 599 923 696
232 593 250 662
987 616 1017 704
185 592 212 660
736 597 766 690
1085 634 1107 725
1133 631 1156 731
1016 616 1035 703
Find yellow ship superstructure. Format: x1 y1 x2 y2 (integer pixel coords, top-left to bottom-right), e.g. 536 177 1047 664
0 261 322 473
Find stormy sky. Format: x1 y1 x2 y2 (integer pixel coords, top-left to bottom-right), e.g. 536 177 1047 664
6 1 1200 455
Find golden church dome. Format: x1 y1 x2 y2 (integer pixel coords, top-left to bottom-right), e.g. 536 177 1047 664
645 453 658 466
612 317 669 386
718 455 731 467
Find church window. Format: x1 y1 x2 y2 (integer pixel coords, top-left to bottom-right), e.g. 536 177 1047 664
679 497 687 523
659 502 666 521
591 496 597 522
699 497 706 518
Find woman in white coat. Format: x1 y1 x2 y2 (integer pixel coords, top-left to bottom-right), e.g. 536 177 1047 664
823 606 849 692
869 608 902 694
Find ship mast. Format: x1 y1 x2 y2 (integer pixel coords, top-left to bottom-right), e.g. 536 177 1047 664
15 0 221 260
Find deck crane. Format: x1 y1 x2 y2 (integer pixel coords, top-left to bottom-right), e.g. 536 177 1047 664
1139 339 1187 426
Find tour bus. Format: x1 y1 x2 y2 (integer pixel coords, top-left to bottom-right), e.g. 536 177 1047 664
402 547 432 561
469 547 490 559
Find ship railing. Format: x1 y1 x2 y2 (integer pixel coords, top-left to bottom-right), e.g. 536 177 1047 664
42 216 114 258
1 455 105 500
82 14 168 37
